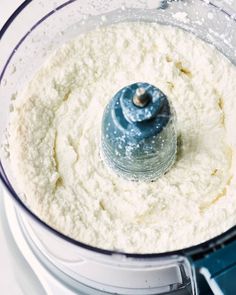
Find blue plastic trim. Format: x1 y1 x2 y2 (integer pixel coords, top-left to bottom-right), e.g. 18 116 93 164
193 239 236 294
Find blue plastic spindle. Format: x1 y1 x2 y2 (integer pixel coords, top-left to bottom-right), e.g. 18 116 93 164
101 82 177 181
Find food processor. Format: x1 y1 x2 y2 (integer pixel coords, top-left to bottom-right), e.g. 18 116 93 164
1 0 236 294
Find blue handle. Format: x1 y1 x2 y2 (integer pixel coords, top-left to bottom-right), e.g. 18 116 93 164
192 239 236 294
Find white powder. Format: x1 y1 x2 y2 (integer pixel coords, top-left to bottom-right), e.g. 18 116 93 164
172 12 190 23
9 22 236 253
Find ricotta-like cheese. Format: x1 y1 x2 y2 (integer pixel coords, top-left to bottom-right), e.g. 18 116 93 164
9 22 236 253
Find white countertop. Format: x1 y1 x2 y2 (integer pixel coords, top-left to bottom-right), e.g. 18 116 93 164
0 0 23 28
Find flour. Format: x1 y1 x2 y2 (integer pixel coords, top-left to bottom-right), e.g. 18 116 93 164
172 12 190 23
8 22 236 253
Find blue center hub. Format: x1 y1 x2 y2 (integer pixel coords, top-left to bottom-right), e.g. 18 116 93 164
101 82 177 181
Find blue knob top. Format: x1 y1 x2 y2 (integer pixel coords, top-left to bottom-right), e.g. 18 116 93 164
114 82 170 140
101 82 177 181
121 83 166 122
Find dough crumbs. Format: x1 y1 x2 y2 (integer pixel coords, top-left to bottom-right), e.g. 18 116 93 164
8 22 236 253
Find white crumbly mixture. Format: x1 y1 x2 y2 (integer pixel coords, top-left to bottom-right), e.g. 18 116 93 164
9 22 236 253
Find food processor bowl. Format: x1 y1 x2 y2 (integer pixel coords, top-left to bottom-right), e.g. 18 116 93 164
1 1 236 294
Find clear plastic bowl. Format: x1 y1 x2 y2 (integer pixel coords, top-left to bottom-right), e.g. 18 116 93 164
1 1 236 294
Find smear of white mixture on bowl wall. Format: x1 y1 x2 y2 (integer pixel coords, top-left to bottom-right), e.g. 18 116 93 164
9 22 236 253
